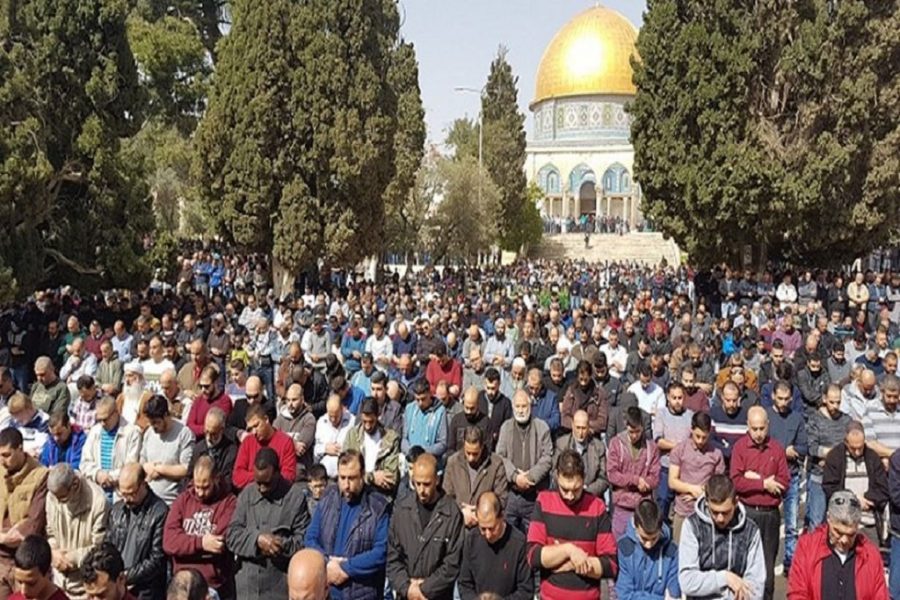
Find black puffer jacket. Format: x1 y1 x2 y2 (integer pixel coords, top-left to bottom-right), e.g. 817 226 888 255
106 488 169 600
386 492 464 600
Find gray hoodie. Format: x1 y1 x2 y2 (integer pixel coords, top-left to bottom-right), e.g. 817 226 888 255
678 497 766 600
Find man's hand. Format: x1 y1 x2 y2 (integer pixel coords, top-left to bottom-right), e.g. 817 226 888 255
743 470 761 480
725 572 753 600
0 528 24 547
858 495 874 511
326 558 349 586
689 484 705 499
567 544 590 575
408 579 428 600
256 533 283 556
326 442 342 456
514 471 534 491
461 505 477 528
143 463 159 481
294 440 308 457
373 471 395 489
52 549 74 572
637 477 650 493
201 533 225 554
786 446 799 461
763 476 785 496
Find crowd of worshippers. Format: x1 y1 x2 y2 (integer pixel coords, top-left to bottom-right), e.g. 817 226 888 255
0 263 899 600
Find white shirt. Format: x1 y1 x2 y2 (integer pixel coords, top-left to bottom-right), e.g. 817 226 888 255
363 430 382 473
140 358 175 394
627 381 666 416
600 343 628 377
366 335 394 371
314 411 355 478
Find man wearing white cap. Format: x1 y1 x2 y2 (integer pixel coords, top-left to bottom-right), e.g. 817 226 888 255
116 361 152 431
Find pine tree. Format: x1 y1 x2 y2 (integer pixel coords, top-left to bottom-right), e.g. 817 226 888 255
0 0 153 293
481 47 540 252
631 0 899 266
194 0 418 295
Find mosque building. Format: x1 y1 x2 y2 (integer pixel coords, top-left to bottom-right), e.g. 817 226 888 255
526 5 642 226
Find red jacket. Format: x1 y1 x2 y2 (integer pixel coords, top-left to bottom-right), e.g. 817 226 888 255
163 481 238 595
787 525 888 600
185 390 233 438
232 429 297 489
425 358 462 394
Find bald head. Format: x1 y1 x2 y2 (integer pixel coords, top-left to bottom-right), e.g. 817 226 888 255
245 376 262 398
747 406 769 445
288 549 328 600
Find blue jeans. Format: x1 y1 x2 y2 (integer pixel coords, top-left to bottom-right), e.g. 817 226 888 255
783 471 801 569
805 478 827 530
657 466 673 522
890 536 900 600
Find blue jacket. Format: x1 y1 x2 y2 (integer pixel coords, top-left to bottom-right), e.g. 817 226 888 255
532 388 560 433
40 425 86 470
305 486 391 600
341 334 367 375
401 401 447 459
615 519 680 600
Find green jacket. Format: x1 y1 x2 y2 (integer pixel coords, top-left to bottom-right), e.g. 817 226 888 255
343 423 400 490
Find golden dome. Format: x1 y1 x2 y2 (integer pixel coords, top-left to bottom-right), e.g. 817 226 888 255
532 5 639 107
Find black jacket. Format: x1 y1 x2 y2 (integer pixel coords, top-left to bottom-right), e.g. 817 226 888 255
823 443 889 540
107 489 169 600
387 492 464 600
189 434 238 488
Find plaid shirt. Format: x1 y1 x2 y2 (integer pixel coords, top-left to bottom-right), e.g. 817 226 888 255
68 392 100 432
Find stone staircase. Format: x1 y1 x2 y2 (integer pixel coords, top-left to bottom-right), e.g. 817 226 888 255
530 232 681 266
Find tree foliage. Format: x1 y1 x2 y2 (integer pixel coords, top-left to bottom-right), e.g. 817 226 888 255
631 0 900 266
427 156 500 263
194 0 418 293
445 117 479 162
382 40 426 254
1 0 154 294
481 47 537 252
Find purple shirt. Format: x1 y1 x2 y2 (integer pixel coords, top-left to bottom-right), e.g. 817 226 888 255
669 438 725 517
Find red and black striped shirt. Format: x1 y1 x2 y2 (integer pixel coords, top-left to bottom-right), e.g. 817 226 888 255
526 490 618 600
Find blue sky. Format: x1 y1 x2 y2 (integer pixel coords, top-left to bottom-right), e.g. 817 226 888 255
400 0 647 146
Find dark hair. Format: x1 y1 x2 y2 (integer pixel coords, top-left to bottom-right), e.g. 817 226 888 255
246 403 269 422
412 378 430 396
142 394 169 420
14 535 52 575
775 361 794 381
691 412 712 433
308 464 327 482
48 411 71 428
76 375 96 391
484 367 501 383
667 381 685 396
337 449 365 473
463 425 485 446
705 474 736 504
576 360 592 377
167 569 208 600
773 379 793 397
370 371 387 385
359 397 378 416
556 449 585 479
0 427 23 450
637 363 652 378
254 447 280 472
330 374 348 392
633 499 662 535
771 339 785 350
624 406 643 429
82 542 125 583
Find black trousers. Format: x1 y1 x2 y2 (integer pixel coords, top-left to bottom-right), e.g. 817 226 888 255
746 505 780 600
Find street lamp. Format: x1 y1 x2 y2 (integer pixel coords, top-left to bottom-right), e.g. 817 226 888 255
453 86 485 203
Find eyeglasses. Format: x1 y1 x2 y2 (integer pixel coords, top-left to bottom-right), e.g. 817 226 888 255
832 496 861 508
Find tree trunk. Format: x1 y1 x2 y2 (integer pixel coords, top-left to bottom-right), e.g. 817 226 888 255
271 255 296 300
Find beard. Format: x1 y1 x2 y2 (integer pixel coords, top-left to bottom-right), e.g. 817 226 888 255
123 382 144 405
